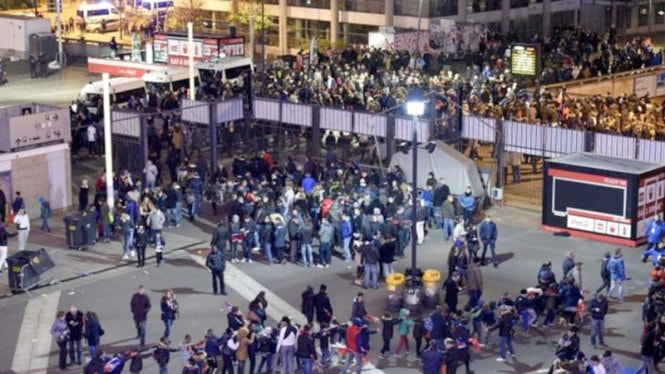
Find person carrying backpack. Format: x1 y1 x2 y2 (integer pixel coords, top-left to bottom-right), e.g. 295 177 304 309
153 337 170 374
608 248 627 303
220 328 238 374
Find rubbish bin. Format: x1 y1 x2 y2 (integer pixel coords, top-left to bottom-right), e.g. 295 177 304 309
404 276 423 313
64 215 84 250
422 269 443 308
386 273 405 311
81 211 97 247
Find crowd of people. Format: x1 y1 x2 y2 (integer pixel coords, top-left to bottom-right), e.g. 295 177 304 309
253 26 665 140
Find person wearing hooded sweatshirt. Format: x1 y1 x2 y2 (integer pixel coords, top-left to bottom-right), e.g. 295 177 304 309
490 305 515 362
230 214 243 264
608 247 627 303
301 285 315 325
39 196 51 232
342 318 364 374
458 187 476 227
394 308 415 355
379 311 401 357
318 218 334 267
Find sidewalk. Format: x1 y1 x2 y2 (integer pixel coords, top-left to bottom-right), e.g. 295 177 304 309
0 211 205 298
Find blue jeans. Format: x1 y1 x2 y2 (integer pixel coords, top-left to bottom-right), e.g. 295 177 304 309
343 237 352 261
499 335 514 359
163 318 173 338
299 357 313 374
231 241 240 261
123 231 134 254
258 353 273 373
174 202 183 225
364 263 378 289
443 218 454 240
264 243 273 265
433 207 442 228
481 240 496 264
135 320 146 345
41 217 50 231
342 350 362 374
636 355 656 374
301 243 313 266
194 195 202 216
643 247 662 266
590 318 604 345
243 236 255 261
609 278 624 302
463 209 473 226
88 344 97 359
319 242 331 265
102 224 110 240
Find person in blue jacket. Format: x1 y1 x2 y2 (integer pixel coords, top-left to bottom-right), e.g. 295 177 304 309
479 215 498 267
608 248 627 303
642 213 664 264
458 187 476 227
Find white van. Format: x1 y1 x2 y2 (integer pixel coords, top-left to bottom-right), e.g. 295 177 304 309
142 68 198 94
195 57 253 86
79 77 146 113
76 3 122 33
140 0 174 13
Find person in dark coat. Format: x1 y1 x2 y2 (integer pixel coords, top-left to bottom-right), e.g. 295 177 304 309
301 285 315 325
227 306 244 331
84 311 104 359
380 311 401 356
66 305 85 365
130 285 151 347
444 271 461 312
206 245 227 295
0 188 6 222
421 340 444 374
314 284 333 324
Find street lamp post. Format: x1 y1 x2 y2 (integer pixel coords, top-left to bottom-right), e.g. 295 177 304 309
406 89 425 276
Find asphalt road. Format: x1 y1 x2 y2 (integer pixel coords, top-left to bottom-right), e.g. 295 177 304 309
0 202 649 373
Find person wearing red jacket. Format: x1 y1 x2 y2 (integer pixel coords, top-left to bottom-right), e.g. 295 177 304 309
342 318 364 374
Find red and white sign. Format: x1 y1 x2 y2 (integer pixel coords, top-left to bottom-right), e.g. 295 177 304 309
567 215 594 232
566 208 631 238
220 37 245 57
154 34 246 67
87 58 167 78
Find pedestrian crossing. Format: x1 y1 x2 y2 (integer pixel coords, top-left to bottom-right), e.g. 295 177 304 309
12 291 62 373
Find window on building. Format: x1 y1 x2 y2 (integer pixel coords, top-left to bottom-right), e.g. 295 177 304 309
467 0 501 13
287 0 330 8
510 14 542 40
342 0 384 14
286 19 331 50
638 5 649 26
430 0 459 16
510 0 542 9
656 3 665 24
550 10 575 34
616 6 632 29
394 0 431 17
343 23 375 45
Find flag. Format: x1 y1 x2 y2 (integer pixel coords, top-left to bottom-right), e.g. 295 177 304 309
309 37 318 67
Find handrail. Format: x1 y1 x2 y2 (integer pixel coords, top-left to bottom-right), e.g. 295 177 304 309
543 65 665 92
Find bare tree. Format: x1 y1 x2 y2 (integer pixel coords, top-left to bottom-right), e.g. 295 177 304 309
227 0 272 61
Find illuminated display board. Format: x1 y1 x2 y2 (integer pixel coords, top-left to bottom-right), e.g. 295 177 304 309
511 44 539 76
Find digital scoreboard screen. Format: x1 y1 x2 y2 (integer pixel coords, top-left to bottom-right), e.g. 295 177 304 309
511 44 538 76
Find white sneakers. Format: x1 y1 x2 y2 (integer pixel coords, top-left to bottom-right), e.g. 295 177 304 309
122 254 130 260
130 250 136 258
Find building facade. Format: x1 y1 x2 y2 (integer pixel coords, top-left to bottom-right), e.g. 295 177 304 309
198 0 646 56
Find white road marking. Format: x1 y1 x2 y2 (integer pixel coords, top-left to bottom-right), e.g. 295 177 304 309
12 291 62 373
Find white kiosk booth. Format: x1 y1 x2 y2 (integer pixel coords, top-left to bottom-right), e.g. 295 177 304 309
0 103 72 218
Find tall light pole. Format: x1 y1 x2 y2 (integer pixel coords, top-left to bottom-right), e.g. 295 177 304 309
102 73 114 210
407 0 425 277
406 89 425 276
56 0 64 66
261 0 266 93
188 22 195 100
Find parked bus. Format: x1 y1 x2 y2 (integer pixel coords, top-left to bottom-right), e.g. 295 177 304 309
78 77 145 113
142 68 198 94
195 57 253 86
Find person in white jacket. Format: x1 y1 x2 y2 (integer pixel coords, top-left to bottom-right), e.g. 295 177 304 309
589 355 606 374
453 218 467 242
